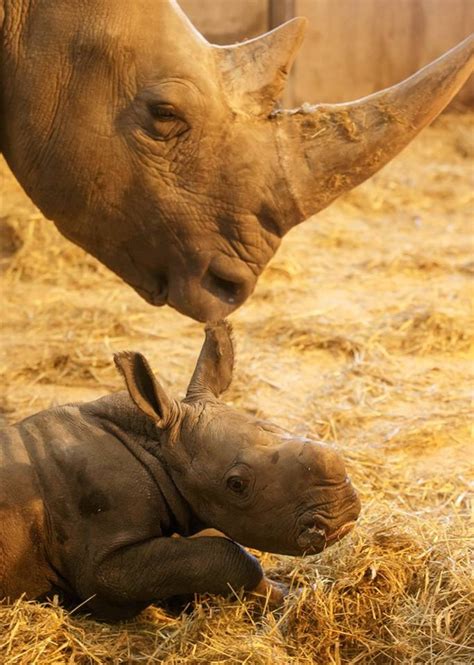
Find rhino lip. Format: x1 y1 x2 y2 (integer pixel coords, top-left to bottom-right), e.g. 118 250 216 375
134 279 168 307
297 519 357 553
324 521 357 547
296 525 326 553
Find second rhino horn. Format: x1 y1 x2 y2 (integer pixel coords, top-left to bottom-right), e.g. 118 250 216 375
214 18 307 115
165 0 307 115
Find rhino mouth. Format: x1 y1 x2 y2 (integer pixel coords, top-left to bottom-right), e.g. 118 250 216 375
296 519 357 554
296 524 326 553
133 278 168 307
324 520 357 546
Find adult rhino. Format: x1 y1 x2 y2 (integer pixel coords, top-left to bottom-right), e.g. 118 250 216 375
0 2 473 322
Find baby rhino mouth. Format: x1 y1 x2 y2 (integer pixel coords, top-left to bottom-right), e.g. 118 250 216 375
325 520 357 545
297 519 357 554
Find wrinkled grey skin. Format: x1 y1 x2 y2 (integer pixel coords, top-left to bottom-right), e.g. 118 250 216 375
0 322 360 620
0 1 472 321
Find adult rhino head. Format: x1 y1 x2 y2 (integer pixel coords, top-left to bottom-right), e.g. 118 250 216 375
115 321 361 556
0 2 473 321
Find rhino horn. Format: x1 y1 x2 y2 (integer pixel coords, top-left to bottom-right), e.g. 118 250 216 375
215 18 307 115
160 0 210 45
272 33 474 231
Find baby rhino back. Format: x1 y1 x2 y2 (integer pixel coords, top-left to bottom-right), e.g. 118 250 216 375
0 424 53 600
0 397 183 606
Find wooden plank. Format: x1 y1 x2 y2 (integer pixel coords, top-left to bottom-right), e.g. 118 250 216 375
269 0 295 28
292 0 474 106
178 0 268 44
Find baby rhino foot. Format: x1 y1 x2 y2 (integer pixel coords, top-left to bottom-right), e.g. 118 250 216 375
249 576 289 608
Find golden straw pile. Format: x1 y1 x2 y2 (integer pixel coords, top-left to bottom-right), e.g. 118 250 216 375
1 112 473 663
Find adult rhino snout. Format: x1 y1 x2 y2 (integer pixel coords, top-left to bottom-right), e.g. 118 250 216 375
117 227 261 320
202 255 256 308
166 254 258 321
130 256 256 321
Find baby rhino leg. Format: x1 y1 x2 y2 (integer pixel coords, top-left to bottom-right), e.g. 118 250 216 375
0 506 53 601
79 535 264 620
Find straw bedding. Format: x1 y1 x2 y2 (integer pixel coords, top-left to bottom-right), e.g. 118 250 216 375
0 112 473 663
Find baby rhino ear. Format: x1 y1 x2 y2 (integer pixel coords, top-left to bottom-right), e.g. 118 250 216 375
186 320 235 401
114 352 174 426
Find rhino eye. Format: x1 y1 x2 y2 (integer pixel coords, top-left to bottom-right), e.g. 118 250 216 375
227 476 248 494
147 103 188 141
148 103 176 120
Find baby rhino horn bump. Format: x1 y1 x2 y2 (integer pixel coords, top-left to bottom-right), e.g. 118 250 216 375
185 320 235 401
114 351 174 426
215 17 307 114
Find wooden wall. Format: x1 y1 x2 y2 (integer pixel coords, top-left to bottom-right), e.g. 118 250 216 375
179 0 474 106
179 0 268 43
292 0 474 105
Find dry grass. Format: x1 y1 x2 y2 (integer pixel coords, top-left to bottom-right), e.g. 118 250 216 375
1 111 473 663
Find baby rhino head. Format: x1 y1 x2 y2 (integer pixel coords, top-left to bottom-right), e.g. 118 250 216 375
114 322 360 556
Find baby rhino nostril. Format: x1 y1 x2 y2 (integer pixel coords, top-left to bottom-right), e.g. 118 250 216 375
297 519 326 552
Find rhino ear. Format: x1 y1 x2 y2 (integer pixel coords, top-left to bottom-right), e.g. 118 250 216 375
215 17 307 115
186 320 234 401
114 352 174 426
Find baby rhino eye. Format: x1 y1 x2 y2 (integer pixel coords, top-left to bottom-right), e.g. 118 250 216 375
227 476 248 494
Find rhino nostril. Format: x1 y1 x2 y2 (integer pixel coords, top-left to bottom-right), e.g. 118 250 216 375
150 275 168 306
301 514 317 528
204 268 246 305
300 515 325 537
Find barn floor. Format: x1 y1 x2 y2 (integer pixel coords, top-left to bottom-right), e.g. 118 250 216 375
0 112 473 663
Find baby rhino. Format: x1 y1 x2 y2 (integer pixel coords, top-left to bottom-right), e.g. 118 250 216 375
0 322 360 620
